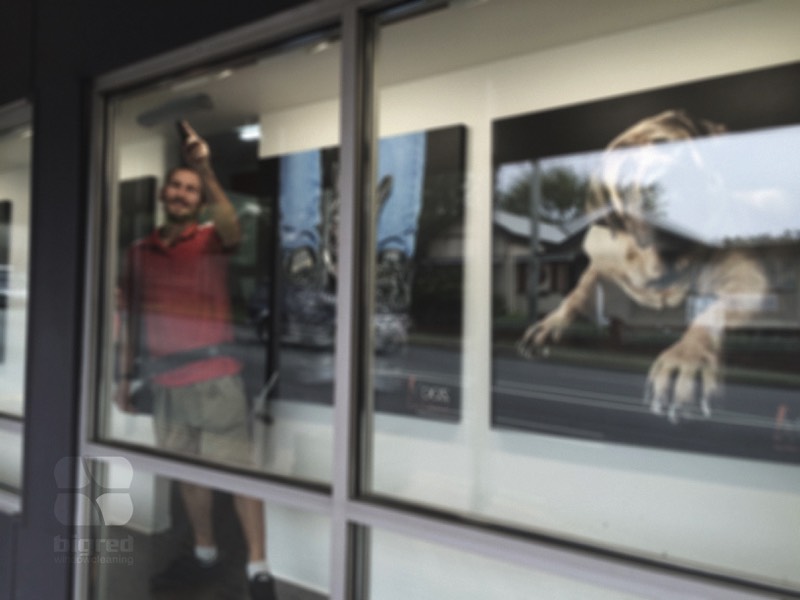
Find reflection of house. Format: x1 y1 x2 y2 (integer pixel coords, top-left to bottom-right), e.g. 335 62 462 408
494 208 800 330
756 243 800 329
492 209 587 316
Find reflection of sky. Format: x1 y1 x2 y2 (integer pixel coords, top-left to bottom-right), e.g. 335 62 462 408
696 125 800 243
496 124 800 246
495 160 533 196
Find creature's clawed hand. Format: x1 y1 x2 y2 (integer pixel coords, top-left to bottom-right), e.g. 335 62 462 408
517 307 573 358
644 327 720 423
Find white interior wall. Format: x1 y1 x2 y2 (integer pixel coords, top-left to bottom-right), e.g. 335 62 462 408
259 100 340 156
118 138 169 181
371 528 647 600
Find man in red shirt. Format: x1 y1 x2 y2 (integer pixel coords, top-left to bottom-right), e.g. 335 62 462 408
116 121 275 600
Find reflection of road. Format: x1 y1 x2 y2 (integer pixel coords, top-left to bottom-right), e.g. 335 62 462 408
232 325 799 460
493 352 800 461
495 355 646 413
495 352 798 425
273 342 463 416
233 329 463 418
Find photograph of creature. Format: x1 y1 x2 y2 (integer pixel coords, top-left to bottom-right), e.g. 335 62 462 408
492 62 800 462
259 125 466 420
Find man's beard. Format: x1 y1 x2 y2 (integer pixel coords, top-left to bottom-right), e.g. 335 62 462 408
164 205 201 224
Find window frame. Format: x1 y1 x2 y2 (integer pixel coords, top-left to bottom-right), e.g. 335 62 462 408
77 2 798 599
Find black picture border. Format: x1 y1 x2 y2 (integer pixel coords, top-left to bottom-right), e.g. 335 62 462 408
491 62 800 464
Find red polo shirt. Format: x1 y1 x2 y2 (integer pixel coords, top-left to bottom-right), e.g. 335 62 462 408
126 222 241 388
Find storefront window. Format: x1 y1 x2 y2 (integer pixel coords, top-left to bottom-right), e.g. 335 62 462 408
72 459 330 598
95 30 341 485
0 102 32 496
364 0 800 591
82 1 800 597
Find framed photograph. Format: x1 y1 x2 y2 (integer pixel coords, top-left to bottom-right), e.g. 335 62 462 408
259 125 467 420
117 177 157 270
491 63 800 462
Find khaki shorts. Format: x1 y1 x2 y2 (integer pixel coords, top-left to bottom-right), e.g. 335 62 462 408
153 374 252 467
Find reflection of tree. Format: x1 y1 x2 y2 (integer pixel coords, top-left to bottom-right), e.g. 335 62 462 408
415 172 465 259
497 166 589 223
611 182 664 219
412 171 465 333
638 183 663 218
497 164 665 224
724 230 800 247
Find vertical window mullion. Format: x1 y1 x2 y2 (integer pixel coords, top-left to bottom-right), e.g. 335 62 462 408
331 3 375 600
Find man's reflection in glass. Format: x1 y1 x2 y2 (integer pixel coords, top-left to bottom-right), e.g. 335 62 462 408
116 121 276 600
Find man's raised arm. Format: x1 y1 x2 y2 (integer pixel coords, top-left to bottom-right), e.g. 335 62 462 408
179 119 241 247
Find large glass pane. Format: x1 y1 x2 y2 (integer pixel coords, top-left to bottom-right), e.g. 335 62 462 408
0 104 32 499
0 109 31 419
69 459 330 599
96 29 341 484
365 0 800 591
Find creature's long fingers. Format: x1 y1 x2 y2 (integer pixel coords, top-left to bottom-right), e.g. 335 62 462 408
517 325 542 358
646 359 673 416
699 367 718 418
671 368 696 412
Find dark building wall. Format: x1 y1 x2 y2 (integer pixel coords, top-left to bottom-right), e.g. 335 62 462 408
0 3 32 593
0 0 33 106
0 2 306 599
76 1 308 76
0 516 18 600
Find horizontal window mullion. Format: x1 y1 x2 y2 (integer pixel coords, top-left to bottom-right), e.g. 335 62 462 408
0 490 21 515
93 0 345 93
80 439 333 515
344 498 780 600
0 418 23 435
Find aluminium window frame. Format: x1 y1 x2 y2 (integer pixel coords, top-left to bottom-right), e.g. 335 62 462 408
0 99 33 517
77 2 791 600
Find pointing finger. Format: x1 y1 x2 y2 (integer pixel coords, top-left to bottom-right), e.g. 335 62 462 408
179 119 199 140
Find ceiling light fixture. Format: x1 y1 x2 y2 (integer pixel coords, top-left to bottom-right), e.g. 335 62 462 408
237 123 261 141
